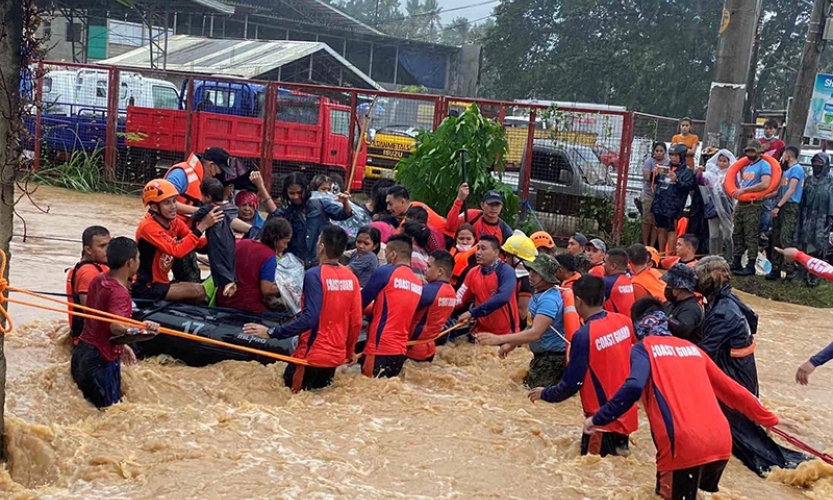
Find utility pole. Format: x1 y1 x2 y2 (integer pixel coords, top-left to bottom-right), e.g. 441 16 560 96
0 0 23 460
742 4 764 127
704 0 761 154
784 0 829 146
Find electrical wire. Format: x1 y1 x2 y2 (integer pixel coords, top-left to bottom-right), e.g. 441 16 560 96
371 0 499 26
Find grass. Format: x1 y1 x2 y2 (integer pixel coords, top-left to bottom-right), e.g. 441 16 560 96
732 274 833 309
28 147 132 195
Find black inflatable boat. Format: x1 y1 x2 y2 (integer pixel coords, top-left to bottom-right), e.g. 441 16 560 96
132 301 296 367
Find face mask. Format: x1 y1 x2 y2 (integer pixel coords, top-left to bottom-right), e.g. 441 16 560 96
746 154 759 162
813 164 824 177
457 243 473 252
664 287 676 303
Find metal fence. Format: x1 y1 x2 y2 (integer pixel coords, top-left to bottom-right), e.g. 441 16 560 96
24 60 671 243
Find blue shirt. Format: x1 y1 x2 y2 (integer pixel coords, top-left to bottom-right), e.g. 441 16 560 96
780 164 805 204
260 255 277 281
167 168 189 194
740 158 772 189
268 199 352 267
528 287 565 354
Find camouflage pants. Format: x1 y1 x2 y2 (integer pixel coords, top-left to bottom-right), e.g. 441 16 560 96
733 202 762 260
769 203 799 271
526 351 568 388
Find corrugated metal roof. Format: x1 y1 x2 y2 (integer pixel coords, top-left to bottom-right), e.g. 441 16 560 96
99 35 381 89
191 0 235 14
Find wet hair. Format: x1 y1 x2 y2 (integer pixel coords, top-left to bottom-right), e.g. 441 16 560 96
260 217 292 250
405 205 429 224
282 172 309 202
386 185 410 202
386 234 413 260
456 223 476 240
401 220 431 250
627 243 650 266
106 236 138 269
310 174 332 191
200 177 225 203
680 116 692 126
784 145 800 159
679 234 698 252
763 118 780 130
631 297 665 324
356 225 381 254
694 256 731 298
555 253 576 272
370 180 394 216
606 248 629 270
479 234 501 251
320 226 348 259
651 141 667 153
430 250 454 276
82 226 110 247
573 275 605 307
376 214 399 229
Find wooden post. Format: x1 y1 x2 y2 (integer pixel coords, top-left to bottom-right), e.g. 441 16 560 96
784 0 829 145
259 83 278 194
104 67 119 180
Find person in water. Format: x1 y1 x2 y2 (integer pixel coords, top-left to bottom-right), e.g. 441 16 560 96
585 238 607 277
361 235 423 378
66 226 111 344
627 243 667 302
602 248 635 316
406 250 457 363
133 179 222 303
774 247 833 384
674 233 699 267
661 264 704 344
445 184 514 244
348 226 381 288
529 275 637 457
457 235 519 336
554 253 581 289
194 177 238 299
245 226 362 392
71 237 160 408
586 297 785 500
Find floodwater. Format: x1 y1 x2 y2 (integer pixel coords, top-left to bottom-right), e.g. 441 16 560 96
1 185 832 499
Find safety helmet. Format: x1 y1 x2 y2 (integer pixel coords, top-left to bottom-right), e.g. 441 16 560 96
530 231 555 250
142 179 179 206
669 143 688 162
501 230 538 262
646 246 661 268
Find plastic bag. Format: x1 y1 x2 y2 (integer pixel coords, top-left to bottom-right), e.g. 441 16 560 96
310 191 371 242
755 251 772 276
275 253 305 315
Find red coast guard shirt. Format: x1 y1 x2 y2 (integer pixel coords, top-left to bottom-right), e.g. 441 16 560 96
603 273 635 316
407 280 457 361
268 264 362 368
362 264 423 356
457 262 519 335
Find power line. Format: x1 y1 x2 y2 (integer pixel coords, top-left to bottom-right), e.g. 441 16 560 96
408 13 494 42
371 0 499 26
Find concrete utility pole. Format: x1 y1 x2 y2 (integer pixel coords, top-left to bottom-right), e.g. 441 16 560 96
784 0 829 146
0 0 23 459
704 0 762 154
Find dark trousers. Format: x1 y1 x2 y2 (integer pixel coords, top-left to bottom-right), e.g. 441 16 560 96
655 459 728 500
283 363 336 393
71 342 122 408
361 354 406 378
580 431 630 457
733 202 762 260
770 203 799 271
172 251 202 283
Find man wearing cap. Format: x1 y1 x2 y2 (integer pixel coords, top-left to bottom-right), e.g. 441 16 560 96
567 233 588 255
661 263 705 344
730 140 772 277
445 184 514 244
555 253 581 289
476 254 568 387
585 238 607 277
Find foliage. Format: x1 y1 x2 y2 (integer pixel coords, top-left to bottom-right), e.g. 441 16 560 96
395 103 519 223
28 148 128 194
733 275 833 309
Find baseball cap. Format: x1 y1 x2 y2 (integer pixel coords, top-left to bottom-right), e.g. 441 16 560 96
483 190 503 204
201 147 233 175
744 140 763 154
571 233 588 247
586 238 607 253
661 263 698 292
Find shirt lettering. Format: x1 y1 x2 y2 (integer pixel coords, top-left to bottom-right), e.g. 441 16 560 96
594 326 631 351
326 279 355 291
437 297 456 307
617 284 633 294
651 343 702 358
394 278 423 295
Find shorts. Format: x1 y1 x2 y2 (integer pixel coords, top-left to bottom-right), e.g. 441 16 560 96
580 431 630 457
641 197 654 223
653 214 678 231
655 459 728 500
361 354 406 378
526 351 567 388
283 363 336 392
71 341 122 408
131 282 170 301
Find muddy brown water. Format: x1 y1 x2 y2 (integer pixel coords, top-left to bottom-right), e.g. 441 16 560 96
0 185 832 499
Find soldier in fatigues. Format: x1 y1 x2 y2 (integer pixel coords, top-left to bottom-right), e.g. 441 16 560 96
797 153 833 287
730 141 773 276
767 146 804 281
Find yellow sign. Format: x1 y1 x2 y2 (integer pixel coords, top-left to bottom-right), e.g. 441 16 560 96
720 8 730 35
368 141 411 152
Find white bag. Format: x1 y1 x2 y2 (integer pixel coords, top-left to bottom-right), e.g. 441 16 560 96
274 253 304 315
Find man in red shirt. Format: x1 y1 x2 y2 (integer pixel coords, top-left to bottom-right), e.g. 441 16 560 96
586 297 784 500
445 184 514 244
71 237 159 408
407 250 458 362
529 275 637 457
385 185 450 237
361 235 424 377
759 119 786 159
245 226 362 392
133 179 222 303
66 226 111 344
627 243 667 302
602 248 635 316
457 235 519 336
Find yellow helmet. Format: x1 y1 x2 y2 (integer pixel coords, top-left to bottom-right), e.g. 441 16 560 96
501 230 538 262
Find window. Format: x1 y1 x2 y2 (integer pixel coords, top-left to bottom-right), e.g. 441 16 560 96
277 94 319 125
42 76 52 94
152 85 179 109
330 110 350 137
96 80 107 98
66 22 82 43
202 89 235 108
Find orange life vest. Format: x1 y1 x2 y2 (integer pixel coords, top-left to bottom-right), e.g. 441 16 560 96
164 153 205 210
451 247 477 287
631 267 667 302
561 287 581 359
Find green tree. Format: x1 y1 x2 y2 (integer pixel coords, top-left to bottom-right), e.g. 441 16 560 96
396 103 518 222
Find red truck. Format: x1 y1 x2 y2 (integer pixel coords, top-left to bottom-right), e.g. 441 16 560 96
125 79 365 192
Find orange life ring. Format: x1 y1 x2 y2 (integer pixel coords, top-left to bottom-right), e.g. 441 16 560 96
723 154 782 202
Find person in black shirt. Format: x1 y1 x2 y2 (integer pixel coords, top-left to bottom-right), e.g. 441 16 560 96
193 177 237 299
660 263 704 343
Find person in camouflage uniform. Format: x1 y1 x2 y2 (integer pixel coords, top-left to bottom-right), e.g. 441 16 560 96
797 153 833 287
767 146 804 281
475 254 568 388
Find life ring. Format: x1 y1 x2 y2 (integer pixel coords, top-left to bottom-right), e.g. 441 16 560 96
723 154 782 202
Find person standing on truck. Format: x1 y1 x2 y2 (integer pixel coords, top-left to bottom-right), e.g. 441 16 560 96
264 172 353 268
445 184 514 244
66 226 110 346
133 179 223 303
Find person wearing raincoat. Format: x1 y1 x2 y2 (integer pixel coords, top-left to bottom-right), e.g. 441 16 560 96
699 149 736 260
797 152 833 287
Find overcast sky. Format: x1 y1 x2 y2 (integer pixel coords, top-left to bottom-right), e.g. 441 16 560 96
437 0 497 25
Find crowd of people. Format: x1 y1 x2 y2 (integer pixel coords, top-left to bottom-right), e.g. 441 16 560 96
62 145 833 500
